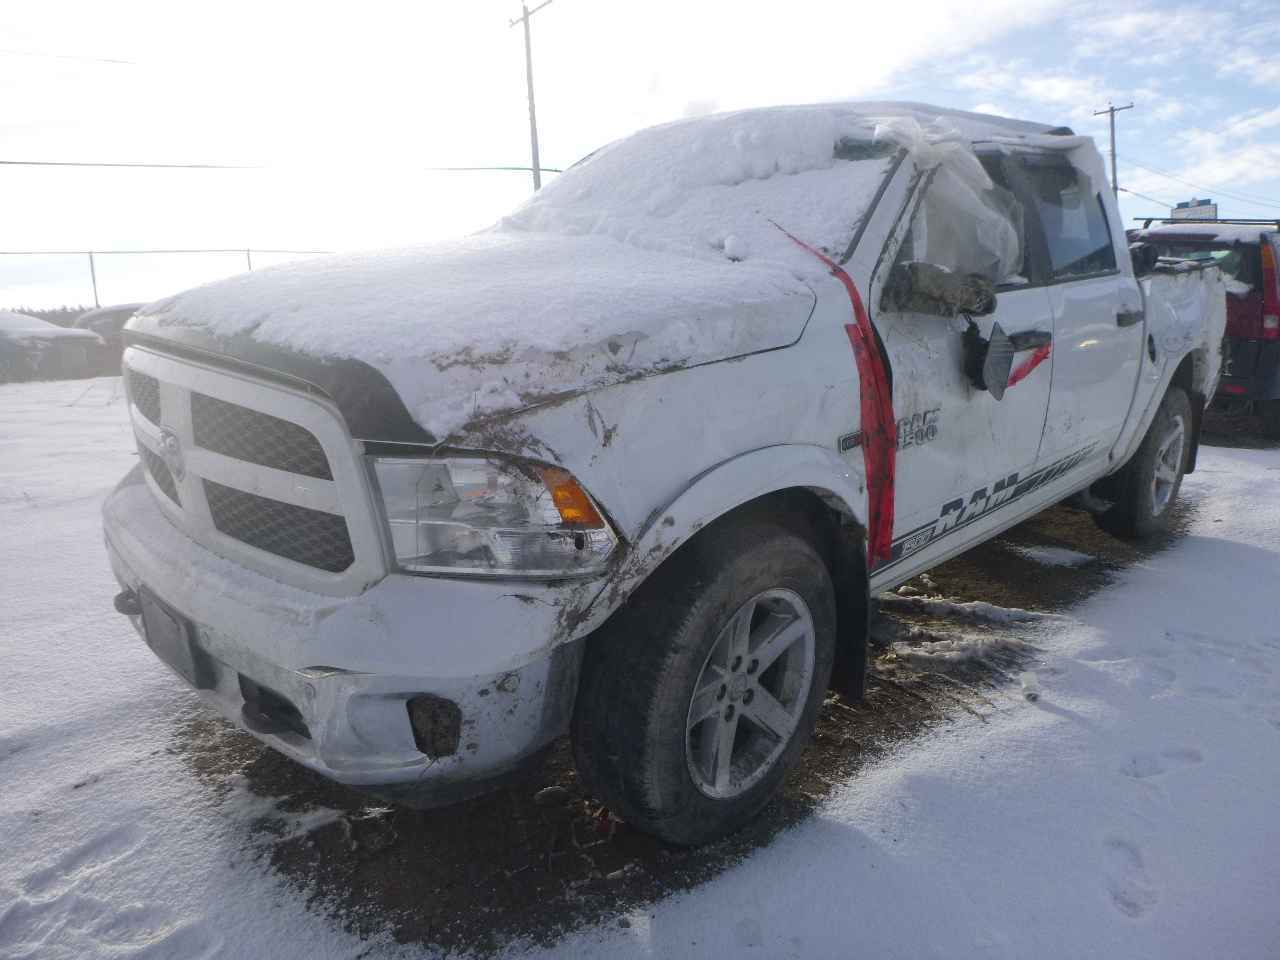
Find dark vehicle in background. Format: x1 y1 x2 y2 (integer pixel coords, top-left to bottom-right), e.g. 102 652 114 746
0 310 104 383
1134 220 1280 437
74 303 145 372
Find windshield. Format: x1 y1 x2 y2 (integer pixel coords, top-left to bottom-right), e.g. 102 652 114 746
501 106 900 272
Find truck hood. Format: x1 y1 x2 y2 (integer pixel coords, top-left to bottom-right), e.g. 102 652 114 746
129 230 816 442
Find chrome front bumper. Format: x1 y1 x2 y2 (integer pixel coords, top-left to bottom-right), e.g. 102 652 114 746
103 467 587 804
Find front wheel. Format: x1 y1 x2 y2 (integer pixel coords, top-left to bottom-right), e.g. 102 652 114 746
1097 386 1191 539
571 517 835 846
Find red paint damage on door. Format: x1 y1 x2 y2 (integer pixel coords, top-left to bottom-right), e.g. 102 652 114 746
1007 343 1052 388
772 224 897 567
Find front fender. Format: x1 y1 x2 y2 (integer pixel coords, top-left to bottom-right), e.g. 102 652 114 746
569 443 868 639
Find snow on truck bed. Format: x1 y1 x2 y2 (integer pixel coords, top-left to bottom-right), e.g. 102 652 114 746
138 106 898 437
1139 222 1277 243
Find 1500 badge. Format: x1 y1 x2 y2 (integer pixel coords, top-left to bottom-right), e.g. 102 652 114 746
840 407 941 453
897 408 939 450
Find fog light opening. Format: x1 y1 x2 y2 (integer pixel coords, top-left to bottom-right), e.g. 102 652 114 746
407 694 462 758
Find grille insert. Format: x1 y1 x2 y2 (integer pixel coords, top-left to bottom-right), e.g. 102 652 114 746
140 445 181 505
204 479 353 572
128 369 161 425
192 392 332 480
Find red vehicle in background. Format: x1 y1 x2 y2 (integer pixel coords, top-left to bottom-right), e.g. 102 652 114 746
1133 219 1280 438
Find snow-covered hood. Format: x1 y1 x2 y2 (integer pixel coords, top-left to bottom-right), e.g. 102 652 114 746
131 103 993 439
132 230 818 440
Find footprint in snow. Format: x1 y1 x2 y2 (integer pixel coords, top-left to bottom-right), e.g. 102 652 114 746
20 822 145 900
1120 746 1203 780
2 823 223 959
1102 837 1159 919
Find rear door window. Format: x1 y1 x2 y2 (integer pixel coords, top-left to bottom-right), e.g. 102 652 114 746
1145 241 1260 288
1016 155 1117 280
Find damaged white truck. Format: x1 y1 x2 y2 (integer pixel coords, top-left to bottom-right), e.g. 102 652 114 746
105 103 1225 845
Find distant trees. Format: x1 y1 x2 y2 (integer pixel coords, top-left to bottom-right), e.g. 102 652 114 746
2 306 91 328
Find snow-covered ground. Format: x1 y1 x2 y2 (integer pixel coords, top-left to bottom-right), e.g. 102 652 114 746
2 377 1279 959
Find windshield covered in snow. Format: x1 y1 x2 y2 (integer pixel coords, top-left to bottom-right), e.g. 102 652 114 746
1145 240 1260 288
499 106 900 270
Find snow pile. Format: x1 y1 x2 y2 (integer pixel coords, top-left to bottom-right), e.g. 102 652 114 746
890 628 1037 664
1007 544 1094 567
140 106 900 438
0 310 101 343
878 592 1050 624
1142 222 1276 244
221 775 345 842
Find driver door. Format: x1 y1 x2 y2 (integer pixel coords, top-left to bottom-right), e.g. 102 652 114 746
865 152 1055 588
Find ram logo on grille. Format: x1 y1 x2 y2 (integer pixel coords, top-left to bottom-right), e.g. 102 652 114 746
158 427 186 482
123 354 370 588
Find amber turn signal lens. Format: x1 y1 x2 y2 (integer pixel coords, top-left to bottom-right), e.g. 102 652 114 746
539 467 605 527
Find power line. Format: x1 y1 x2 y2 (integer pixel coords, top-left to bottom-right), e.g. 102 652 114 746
0 48 135 65
1119 187 1176 208
0 159 262 170
0 159 563 173
1119 155 1280 210
422 165 563 173
0 249 330 256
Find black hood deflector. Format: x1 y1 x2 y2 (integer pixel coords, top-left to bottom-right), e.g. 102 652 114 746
124 317 435 445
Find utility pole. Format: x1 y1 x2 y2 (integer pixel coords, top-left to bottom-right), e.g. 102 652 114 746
509 1 554 191
1093 101 1134 197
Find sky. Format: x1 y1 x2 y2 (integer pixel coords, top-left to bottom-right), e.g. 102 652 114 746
2 0 1279 309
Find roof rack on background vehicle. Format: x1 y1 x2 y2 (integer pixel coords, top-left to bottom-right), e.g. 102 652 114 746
1136 217 1280 229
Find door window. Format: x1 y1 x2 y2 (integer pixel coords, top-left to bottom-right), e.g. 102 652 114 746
1016 156 1117 280
884 157 1027 315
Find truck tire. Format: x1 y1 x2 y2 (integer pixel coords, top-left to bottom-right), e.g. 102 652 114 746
572 517 836 846
1098 386 1192 539
1260 399 1280 441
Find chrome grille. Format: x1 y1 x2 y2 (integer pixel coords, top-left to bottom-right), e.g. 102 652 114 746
128 369 161 425
139 445 181 505
121 347 384 594
204 480 354 573
191 391 332 479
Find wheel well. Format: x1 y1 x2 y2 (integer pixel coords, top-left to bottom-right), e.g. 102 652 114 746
677 487 870 701
1170 353 1204 474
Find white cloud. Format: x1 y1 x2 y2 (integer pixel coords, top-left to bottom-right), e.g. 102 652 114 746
1224 107 1280 139
970 103 1012 118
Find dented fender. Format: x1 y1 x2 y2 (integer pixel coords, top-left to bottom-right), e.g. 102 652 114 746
561 443 869 641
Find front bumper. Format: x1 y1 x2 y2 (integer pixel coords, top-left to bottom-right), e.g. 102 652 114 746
103 467 591 805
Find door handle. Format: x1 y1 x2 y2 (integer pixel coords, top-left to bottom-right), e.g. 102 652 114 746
1007 330 1052 350
1116 309 1144 328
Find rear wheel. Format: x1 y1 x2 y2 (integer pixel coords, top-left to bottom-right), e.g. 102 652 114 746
572 517 835 846
1097 386 1191 539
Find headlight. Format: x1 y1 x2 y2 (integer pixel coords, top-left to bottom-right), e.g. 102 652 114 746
370 456 617 578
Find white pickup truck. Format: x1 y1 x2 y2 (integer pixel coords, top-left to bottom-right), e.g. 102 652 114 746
104 102 1225 845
